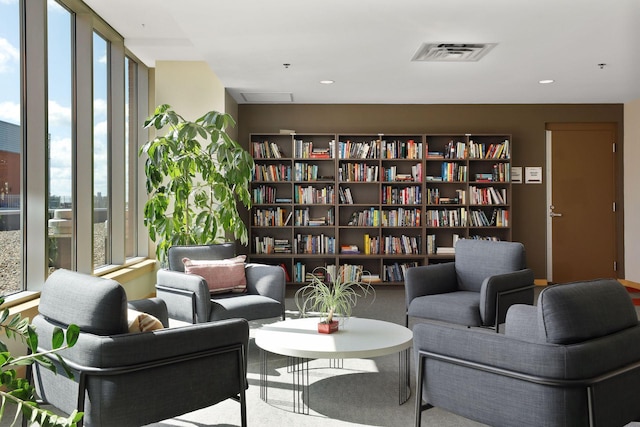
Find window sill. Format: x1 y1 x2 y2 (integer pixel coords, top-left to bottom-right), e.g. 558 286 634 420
1 258 158 311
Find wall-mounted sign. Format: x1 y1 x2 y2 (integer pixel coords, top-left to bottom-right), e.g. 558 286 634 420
525 166 543 184
511 167 522 184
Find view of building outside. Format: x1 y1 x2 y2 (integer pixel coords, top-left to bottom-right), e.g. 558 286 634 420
125 58 136 258
93 32 109 269
47 1 74 272
0 0 22 295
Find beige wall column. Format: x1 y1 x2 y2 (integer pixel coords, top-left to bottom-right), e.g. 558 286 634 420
624 99 640 282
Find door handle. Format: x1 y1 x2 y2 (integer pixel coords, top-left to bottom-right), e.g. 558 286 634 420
549 205 563 218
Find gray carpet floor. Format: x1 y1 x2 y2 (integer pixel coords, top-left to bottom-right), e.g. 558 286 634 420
147 286 486 427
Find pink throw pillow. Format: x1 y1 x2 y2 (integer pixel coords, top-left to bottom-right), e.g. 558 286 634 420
182 255 247 294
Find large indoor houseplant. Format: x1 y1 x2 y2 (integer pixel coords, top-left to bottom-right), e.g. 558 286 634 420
140 104 254 265
295 265 376 333
0 298 81 426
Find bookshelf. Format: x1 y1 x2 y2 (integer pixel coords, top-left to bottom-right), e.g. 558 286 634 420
249 133 512 285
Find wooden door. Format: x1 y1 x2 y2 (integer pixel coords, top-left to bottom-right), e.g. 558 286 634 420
546 123 617 283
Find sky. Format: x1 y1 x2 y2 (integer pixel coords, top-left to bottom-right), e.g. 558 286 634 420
0 0 109 199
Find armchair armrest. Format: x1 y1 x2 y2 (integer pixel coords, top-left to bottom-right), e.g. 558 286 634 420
156 269 211 323
404 262 457 308
245 263 286 304
480 268 535 328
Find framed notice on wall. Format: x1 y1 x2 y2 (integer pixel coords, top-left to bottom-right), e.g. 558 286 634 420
511 167 522 183
525 167 543 184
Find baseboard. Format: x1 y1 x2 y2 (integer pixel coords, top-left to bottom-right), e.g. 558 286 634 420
619 279 640 291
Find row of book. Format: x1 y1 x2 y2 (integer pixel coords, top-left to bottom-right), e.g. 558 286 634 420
253 139 509 161
468 208 509 227
426 207 509 227
252 207 291 227
361 234 422 255
380 140 423 160
294 185 335 204
252 185 278 204
338 140 380 159
251 140 284 159
294 234 336 254
381 185 422 205
383 261 420 282
253 164 292 182
382 234 422 255
295 208 334 226
427 233 461 255
293 162 333 182
426 188 466 205
381 163 422 182
294 139 336 159
254 236 292 254
381 208 421 227
338 163 379 182
346 207 420 227
469 186 507 205
338 186 355 204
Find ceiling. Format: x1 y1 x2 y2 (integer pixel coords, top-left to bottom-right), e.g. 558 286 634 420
83 0 640 105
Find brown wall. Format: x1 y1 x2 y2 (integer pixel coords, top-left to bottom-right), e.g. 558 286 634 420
237 103 625 279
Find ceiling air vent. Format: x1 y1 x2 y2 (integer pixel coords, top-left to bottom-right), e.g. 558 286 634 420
412 43 497 62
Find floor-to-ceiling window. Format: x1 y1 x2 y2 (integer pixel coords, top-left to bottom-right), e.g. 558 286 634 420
92 31 109 269
47 0 74 272
0 0 23 296
125 57 137 259
0 0 149 296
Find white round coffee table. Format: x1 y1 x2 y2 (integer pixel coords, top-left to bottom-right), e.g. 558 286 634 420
255 317 413 414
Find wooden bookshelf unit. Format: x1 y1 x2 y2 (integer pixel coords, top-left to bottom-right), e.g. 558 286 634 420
249 133 512 286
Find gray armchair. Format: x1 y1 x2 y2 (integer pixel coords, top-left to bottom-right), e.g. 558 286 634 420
405 239 534 329
414 279 640 427
30 269 249 427
156 243 286 323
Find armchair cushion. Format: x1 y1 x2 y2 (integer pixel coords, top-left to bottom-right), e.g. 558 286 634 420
38 268 128 335
183 255 247 294
537 278 638 344
168 243 235 272
455 240 526 292
127 309 165 333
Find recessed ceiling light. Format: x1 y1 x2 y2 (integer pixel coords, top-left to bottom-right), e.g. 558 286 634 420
539 79 555 84
320 80 335 85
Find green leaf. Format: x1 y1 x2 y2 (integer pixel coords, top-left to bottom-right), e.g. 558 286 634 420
51 327 64 349
26 326 38 352
66 325 80 347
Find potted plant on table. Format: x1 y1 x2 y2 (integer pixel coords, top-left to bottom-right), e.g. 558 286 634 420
139 104 254 266
295 265 376 334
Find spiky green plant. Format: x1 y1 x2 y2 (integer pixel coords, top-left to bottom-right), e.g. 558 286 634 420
295 265 376 324
0 297 82 426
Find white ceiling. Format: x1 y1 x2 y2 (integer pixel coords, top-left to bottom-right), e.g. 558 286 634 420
84 0 640 104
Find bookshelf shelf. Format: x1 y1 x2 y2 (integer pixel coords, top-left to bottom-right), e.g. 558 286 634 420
249 133 512 285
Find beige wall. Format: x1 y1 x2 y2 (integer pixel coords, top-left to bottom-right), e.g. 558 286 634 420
154 61 226 120
624 98 640 282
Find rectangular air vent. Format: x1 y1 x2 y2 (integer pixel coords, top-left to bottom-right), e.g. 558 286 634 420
241 92 294 103
412 43 497 62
